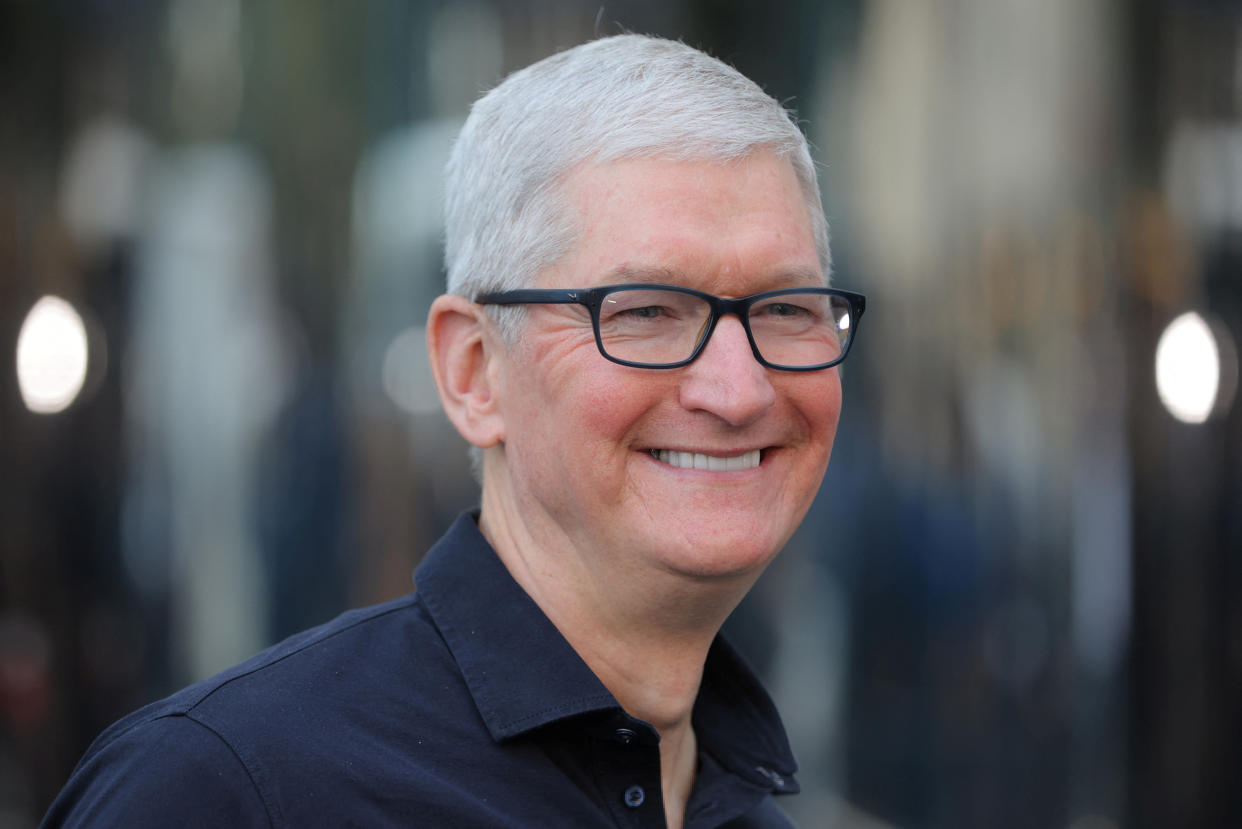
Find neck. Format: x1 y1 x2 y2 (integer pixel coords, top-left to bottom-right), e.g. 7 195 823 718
480 487 737 718
478 470 761 826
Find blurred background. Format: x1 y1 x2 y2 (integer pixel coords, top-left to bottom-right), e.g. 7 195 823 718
2 0 1240 826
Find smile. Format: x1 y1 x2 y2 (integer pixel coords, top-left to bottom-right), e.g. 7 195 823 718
650 449 762 471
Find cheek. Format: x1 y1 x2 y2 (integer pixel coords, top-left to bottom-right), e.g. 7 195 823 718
818 373 844 434
789 370 843 460
503 359 662 498
570 372 666 456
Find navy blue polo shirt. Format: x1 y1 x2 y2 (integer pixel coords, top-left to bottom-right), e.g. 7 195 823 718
43 513 799 828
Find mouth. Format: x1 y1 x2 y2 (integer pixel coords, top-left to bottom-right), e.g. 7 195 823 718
649 448 763 471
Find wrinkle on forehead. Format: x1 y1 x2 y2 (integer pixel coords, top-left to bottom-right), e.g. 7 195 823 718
549 153 822 291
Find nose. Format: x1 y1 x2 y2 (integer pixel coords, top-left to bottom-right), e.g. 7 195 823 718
677 315 776 425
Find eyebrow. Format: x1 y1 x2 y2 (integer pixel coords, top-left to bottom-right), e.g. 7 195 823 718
602 265 679 283
600 264 826 291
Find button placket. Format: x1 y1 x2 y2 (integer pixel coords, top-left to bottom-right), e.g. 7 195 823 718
589 716 662 827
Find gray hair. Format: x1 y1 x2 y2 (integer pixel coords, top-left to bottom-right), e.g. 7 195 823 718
443 33 831 341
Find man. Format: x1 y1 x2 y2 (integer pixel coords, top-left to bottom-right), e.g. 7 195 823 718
44 34 864 828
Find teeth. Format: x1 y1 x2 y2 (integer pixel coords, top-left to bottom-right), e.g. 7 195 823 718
652 449 761 471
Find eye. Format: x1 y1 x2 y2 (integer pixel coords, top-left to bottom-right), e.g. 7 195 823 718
597 289 705 331
623 305 668 319
755 301 814 319
601 292 690 322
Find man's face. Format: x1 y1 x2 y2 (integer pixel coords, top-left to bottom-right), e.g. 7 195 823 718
489 150 842 582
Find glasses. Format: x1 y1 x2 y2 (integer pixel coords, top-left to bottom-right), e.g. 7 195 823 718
474 283 866 371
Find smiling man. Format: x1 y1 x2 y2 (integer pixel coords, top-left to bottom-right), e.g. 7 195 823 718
44 34 863 829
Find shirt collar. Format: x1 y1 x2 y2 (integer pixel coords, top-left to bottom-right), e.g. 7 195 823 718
694 637 800 793
414 512 798 789
414 513 617 741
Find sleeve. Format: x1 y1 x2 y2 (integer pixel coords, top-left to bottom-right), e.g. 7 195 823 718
41 714 274 829
721 795 798 828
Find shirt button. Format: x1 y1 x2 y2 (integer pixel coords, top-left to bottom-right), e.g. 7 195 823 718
614 728 636 744
623 785 645 808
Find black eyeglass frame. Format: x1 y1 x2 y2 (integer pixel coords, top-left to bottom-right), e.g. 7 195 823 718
474 282 867 371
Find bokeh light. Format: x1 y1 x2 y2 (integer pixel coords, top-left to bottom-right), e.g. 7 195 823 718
1154 312 1227 424
381 325 439 415
16 296 90 415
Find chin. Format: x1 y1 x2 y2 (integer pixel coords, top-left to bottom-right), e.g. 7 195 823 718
654 525 788 581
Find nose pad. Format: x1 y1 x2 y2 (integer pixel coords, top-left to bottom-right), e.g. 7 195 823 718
693 314 714 351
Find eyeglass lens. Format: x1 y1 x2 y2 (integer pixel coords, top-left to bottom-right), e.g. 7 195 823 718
597 288 853 368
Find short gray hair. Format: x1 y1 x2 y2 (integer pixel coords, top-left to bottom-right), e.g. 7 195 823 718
443 34 831 339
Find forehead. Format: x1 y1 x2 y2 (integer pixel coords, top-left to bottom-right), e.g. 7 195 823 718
548 151 822 293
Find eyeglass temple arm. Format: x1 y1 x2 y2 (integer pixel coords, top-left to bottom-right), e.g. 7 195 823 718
474 289 585 305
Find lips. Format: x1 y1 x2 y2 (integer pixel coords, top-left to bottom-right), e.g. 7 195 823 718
650 448 762 471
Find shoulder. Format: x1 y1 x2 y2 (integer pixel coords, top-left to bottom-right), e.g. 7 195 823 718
88 593 451 742
45 592 478 827
41 714 272 828
183 592 435 706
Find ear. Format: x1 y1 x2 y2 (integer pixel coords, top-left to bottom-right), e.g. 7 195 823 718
426 294 506 449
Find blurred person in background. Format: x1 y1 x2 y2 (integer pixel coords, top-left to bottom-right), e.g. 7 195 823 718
42 34 864 828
